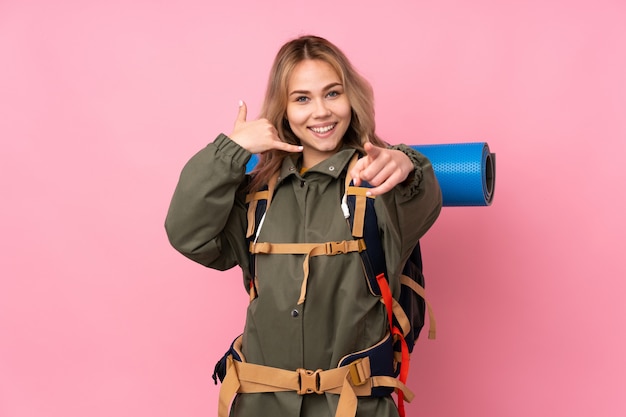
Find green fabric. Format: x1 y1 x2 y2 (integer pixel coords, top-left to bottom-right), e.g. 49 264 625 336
165 134 442 417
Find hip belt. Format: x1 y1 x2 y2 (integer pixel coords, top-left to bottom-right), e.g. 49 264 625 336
214 332 414 417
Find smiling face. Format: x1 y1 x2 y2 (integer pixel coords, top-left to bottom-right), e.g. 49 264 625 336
286 59 352 168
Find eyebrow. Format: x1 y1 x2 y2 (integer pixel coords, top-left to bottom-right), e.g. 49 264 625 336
289 82 343 96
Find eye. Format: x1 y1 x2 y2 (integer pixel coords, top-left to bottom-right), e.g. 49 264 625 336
327 90 340 98
295 96 309 103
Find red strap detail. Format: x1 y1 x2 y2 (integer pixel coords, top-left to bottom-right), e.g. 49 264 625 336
376 273 410 417
397 391 406 417
376 273 394 331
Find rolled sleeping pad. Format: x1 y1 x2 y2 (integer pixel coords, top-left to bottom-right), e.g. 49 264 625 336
412 142 495 206
244 142 495 207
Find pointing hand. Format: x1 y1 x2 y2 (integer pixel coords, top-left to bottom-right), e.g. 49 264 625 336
350 142 414 196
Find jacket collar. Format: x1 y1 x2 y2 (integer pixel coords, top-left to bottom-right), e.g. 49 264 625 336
278 147 358 185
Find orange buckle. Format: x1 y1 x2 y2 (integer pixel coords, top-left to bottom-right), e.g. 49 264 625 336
348 359 367 386
297 368 323 395
326 241 347 255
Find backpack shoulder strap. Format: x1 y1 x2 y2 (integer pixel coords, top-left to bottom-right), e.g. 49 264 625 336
344 154 386 297
245 170 279 239
244 170 280 299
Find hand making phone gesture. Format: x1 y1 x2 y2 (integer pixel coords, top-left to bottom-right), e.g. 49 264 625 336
229 101 303 155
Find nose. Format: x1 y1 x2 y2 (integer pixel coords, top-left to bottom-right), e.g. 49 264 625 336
313 99 331 118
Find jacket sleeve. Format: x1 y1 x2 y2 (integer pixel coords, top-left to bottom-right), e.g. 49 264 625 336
376 144 442 291
164 134 251 272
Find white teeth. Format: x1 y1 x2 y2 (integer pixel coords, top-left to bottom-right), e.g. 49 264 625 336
310 124 335 134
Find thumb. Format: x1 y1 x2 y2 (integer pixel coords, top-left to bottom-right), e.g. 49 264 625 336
235 100 247 124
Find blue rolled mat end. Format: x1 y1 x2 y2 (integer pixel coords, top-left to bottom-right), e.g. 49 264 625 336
245 154 260 175
245 142 495 207
412 142 495 207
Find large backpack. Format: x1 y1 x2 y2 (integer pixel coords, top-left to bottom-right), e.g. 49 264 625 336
214 154 436 417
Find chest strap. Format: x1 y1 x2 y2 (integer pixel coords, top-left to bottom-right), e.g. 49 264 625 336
249 239 366 304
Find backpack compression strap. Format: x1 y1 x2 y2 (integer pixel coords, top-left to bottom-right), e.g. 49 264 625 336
399 275 437 340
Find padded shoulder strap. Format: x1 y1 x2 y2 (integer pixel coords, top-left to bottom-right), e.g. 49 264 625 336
344 155 386 297
245 171 279 238
244 170 280 300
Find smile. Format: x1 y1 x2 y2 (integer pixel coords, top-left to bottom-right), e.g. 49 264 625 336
309 123 337 134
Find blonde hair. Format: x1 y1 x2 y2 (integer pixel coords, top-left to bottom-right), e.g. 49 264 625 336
250 35 386 190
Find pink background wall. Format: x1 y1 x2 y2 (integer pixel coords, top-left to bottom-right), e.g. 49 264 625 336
1 0 625 416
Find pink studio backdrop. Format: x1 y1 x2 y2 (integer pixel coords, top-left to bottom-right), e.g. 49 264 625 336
1 1 625 416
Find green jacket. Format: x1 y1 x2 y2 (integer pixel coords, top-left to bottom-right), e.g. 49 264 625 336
165 134 442 417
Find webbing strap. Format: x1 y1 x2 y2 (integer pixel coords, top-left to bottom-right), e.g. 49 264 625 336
245 171 279 238
245 190 270 204
249 239 366 304
400 274 437 340
217 354 414 417
389 298 411 337
245 193 264 238
346 186 373 238
343 153 376 238
218 355 240 417
378 296 411 339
